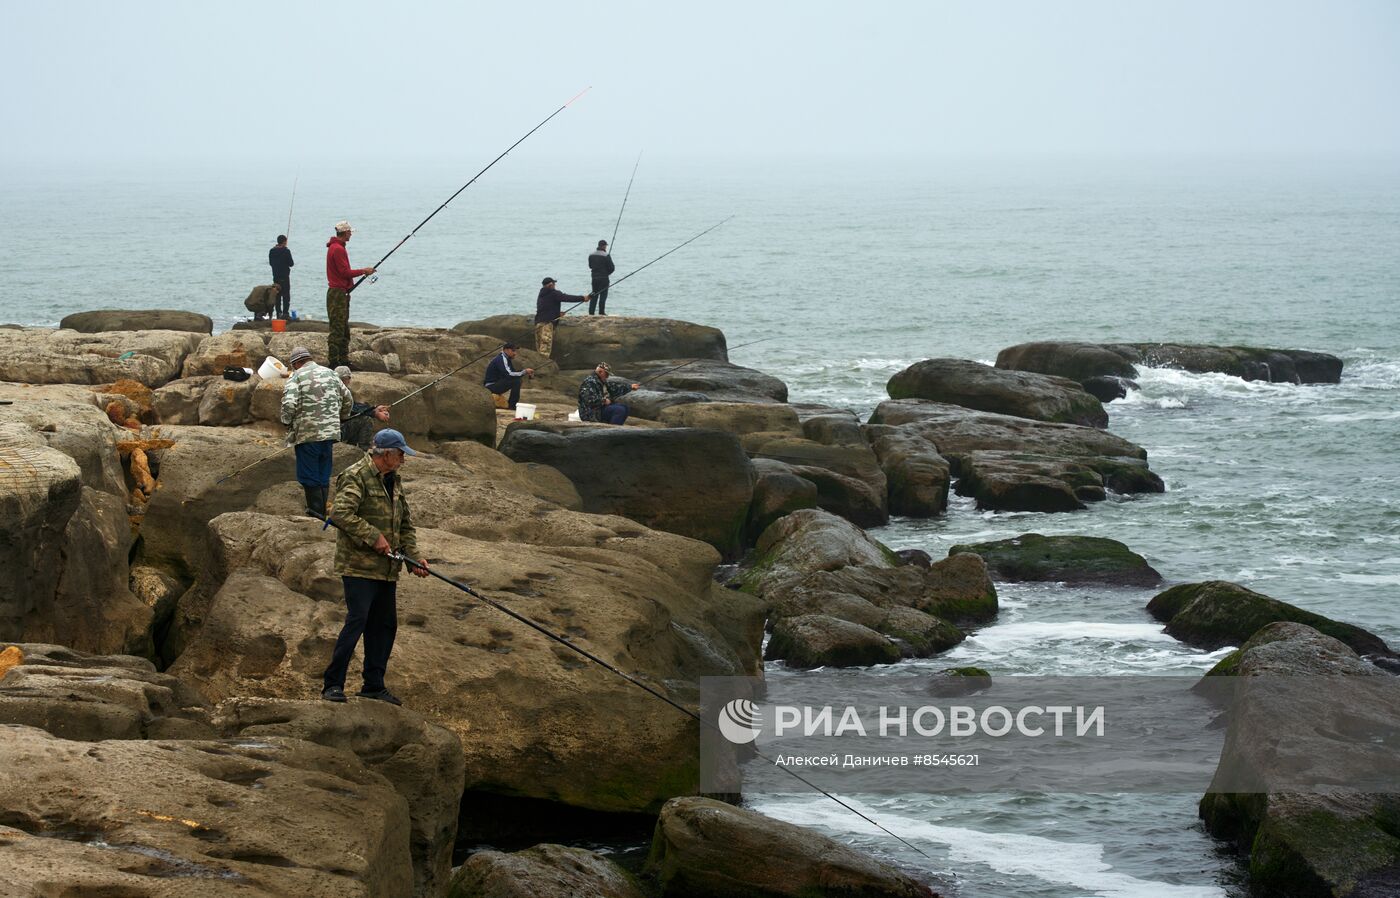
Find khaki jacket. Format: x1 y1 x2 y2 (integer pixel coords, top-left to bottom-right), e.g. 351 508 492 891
332 454 420 581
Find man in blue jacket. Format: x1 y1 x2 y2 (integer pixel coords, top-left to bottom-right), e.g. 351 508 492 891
483 342 534 410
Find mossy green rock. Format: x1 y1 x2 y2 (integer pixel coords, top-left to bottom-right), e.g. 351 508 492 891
1148 581 1390 655
950 533 1162 587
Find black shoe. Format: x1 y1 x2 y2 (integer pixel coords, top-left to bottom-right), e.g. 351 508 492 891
321 685 347 703
358 688 402 706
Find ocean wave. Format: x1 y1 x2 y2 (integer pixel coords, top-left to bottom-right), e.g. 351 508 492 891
749 796 1226 898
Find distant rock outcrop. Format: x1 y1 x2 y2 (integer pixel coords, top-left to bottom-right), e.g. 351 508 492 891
60 309 213 334
887 358 1108 427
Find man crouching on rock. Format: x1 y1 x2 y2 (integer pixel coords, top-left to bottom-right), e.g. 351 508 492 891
321 428 430 706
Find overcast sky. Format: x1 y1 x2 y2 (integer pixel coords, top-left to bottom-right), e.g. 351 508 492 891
4 0 1398 167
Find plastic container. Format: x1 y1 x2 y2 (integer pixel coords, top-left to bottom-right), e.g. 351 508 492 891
566 411 581 422
270 318 287 333
515 403 537 420
258 357 290 379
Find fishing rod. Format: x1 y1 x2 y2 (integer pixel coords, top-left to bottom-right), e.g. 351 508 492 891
286 176 298 236
559 215 735 318
609 151 642 251
350 87 591 294
311 509 930 860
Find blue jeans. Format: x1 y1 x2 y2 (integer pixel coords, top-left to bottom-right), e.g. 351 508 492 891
294 440 334 487
600 404 628 425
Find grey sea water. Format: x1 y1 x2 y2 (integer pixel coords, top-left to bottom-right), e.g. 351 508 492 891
4 154 1398 896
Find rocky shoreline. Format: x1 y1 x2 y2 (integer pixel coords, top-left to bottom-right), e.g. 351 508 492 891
2 309 1391 897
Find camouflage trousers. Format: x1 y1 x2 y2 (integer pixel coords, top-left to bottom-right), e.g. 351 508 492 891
326 289 350 368
533 321 555 358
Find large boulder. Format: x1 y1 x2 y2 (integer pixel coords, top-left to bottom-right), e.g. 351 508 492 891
950 533 1163 586
737 509 893 597
865 425 951 517
0 401 151 656
1198 623 1400 897
498 423 755 557
0 725 415 896
0 327 202 387
995 341 1139 381
618 388 711 421
659 401 802 436
644 797 939 898
741 433 888 527
746 458 819 541
453 315 728 371
151 374 218 424
0 643 212 741
181 331 270 377
213 697 466 898
626 358 788 403
449 844 647 898
60 309 214 334
166 510 765 816
887 358 1108 427
954 450 1106 512
1147 580 1391 656
765 614 902 668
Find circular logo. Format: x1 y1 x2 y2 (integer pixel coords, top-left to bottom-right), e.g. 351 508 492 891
717 698 763 744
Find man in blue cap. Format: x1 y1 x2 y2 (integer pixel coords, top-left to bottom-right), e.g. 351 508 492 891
322 428 430 705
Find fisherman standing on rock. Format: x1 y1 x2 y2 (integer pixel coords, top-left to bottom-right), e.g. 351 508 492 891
269 235 293 320
325 221 375 369
281 346 353 516
321 428 430 706
588 239 614 315
534 277 590 358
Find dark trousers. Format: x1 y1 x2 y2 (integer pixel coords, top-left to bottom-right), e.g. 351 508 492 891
601 403 628 425
294 440 334 486
484 377 522 408
274 278 290 318
589 279 609 315
323 576 398 692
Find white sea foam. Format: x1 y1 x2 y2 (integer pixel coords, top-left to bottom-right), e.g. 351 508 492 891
749 797 1225 898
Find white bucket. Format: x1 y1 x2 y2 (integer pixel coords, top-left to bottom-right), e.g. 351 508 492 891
515 403 537 420
258 357 290 379
566 411 581 422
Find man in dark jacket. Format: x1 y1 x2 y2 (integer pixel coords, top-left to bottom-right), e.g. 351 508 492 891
334 366 390 449
534 277 590 358
482 342 534 410
578 362 638 424
269 235 294 319
322 428 430 705
587 239 615 315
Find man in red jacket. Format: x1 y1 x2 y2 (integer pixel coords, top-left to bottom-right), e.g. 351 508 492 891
325 221 376 368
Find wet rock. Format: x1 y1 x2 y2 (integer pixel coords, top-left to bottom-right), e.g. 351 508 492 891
896 548 933 568
950 533 1163 586
0 726 414 896
166 510 764 816
0 327 202 388
878 606 964 657
0 643 212 740
995 340 1344 385
453 315 728 371
498 423 755 557
60 309 214 334
1147 580 1390 655
927 667 993 697
746 458 819 542
737 509 893 597
888 358 1108 427
213 697 465 898
995 341 1141 381
449 843 646 898
1198 623 1400 897
181 331 269 377
866 425 951 518
644 796 939 898
765 613 902 668
1080 375 1134 402
918 554 998 625
658 401 802 436
627 358 788 403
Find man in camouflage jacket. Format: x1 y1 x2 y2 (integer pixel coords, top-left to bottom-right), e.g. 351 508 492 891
578 362 639 424
280 345 352 515
322 428 429 705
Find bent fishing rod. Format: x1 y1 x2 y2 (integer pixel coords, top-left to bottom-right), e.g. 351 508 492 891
286 175 298 236
349 86 592 294
609 151 642 251
559 215 735 318
311 509 930 860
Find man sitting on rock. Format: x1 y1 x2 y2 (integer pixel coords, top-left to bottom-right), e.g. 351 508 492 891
482 342 534 410
322 428 430 706
280 346 352 515
334 365 390 449
578 362 639 425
